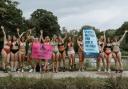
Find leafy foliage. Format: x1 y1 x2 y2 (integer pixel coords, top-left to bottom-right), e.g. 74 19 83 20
30 9 60 37
0 77 128 89
0 0 25 36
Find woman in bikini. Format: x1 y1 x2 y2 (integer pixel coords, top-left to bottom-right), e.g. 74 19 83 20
77 35 84 71
40 33 53 72
25 29 34 72
67 36 75 71
10 34 20 72
17 28 26 72
18 36 26 72
112 30 128 73
10 28 25 72
31 35 41 72
1 26 12 72
104 37 112 73
58 33 67 72
97 31 106 72
51 35 59 73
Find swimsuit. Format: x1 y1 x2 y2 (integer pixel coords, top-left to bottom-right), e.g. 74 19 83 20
78 41 84 55
67 42 75 55
27 43 32 56
58 42 65 54
51 41 59 55
98 41 104 53
3 41 11 54
19 42 26 55
104 43 112 56
112 42 120 57
11 42 19 54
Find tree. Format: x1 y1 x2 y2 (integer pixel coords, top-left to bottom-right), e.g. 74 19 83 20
30 9 60 37
105 29 116 38
79 25 101 38
0 0 25 36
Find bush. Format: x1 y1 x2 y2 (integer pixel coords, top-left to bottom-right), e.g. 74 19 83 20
0 76 128 89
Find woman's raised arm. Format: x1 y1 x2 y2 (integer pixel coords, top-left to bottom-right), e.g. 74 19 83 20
118 30 128 44
1 26 7 43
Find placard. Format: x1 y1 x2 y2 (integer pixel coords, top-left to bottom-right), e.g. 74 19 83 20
40 44 53 60
83 28 99 58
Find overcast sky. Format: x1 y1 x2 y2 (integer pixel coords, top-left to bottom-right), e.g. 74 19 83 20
16 0 128 31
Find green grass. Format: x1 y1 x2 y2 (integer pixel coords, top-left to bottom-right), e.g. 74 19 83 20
0 76 128 89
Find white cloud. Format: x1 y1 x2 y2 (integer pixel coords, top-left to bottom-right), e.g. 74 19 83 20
17 0 128 30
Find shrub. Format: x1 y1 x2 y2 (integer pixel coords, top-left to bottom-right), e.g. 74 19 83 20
0 76 128 89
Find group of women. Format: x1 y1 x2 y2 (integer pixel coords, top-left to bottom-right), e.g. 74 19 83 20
0 26 127 73
1 26 84 73
97 30 128 73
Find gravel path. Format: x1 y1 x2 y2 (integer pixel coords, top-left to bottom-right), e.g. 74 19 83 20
0 71 127 79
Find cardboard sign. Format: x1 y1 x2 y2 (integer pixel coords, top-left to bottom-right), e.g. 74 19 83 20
40 44 53 60
83 28 99 58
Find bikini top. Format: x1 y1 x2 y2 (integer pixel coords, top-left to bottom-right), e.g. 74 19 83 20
112 42 120 47
51 41 58 46
20 42 26 49
28 43 32 51
4 41 11 47
58 42 64 47
79 41 83 47
112 42 120 51
98 41 104 47
11 41 19 49
67 42 73 48
105 43 112 49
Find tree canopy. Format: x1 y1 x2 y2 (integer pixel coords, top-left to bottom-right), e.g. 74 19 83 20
0 0 24 36
30 9 60 37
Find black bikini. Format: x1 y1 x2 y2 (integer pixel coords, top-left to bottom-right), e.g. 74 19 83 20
11 42 19 54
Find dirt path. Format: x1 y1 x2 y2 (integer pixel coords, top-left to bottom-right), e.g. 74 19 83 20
0 71 127 79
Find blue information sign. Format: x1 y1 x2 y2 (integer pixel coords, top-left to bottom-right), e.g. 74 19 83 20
83 28 99 58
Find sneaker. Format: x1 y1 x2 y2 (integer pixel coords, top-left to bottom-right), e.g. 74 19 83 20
29 69 33 73
13 68 16 72
119 70 123 73
98 68 101 72
17 69 20 73
104 69 107 72
11 67 13 72
108 69 111 73
4 69 8 73
21 69 24 72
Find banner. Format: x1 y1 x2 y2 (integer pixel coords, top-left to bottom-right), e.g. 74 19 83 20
40 44 53 60
83 28 99 58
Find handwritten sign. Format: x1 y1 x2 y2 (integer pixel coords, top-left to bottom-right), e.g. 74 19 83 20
83 28 99 58
40 44 53 60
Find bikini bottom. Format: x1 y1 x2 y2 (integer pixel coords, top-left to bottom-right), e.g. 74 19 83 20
11 49 19 54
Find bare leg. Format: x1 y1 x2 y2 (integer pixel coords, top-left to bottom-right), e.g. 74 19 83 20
105 53 112 72
56 54 59 72
1 50 7 70
62 52 66 71
11 52 14 71
117 52 123 72
14 52 19 71
6 53 11 68
112 52 118 72
52 53 55 72
101 53 106 72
